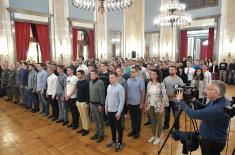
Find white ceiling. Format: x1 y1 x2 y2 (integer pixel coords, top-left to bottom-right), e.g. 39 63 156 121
9 0 222 32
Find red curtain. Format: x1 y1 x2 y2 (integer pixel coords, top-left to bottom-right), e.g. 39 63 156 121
72 28 78 60
180 30 187 61
15 22 31 61
200 44 208 59
207 28 214 60
36 24 50 62
88 30 95 59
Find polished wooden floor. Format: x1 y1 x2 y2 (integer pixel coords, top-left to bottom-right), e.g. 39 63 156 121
0 86 235 155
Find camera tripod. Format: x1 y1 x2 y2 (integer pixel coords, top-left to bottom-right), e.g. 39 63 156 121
158 103 199 155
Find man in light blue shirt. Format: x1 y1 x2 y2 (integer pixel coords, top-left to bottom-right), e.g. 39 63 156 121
105 72 125 152
126 66 145 139
36 63 48 116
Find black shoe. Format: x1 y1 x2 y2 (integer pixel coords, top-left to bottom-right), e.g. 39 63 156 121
48 115 54 119
90 134 99 140
33 109 40 113
106 141 115 147
56 119 64 123
62 121 69 126
77 129 85 133
174 127 180 131
115 143 122 152
144 121 151 126
72 126 78 130
51 118 58 122
133 134 140 139
127 132 133 137
81 130 89 136
163 126 169 130
67 123 73 128
23 104 27 108
30 109 35 112
96 136 104 143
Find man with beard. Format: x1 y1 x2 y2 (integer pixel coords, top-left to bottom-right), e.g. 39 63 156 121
76 56 88 75
163 65 183 130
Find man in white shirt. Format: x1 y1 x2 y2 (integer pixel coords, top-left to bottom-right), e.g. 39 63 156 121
203 65 212 88
46 66 58 121
203 65 212 104
65 67 79 130
76 56 88 75
184 61 195 86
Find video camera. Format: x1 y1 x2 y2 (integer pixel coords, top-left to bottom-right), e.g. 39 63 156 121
174 85 197 102
224 97 235 118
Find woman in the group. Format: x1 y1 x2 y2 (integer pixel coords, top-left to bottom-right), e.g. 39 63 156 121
145 69 169 145
190 69 205 102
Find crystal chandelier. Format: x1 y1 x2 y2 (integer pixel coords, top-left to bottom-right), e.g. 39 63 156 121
72 0 133 14
153 0 192 27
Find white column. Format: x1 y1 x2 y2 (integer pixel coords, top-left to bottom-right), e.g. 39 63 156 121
159 0 178 62
49 0 71 63
94 5 108 60
218 0 235 63
151 33 160 57
124 0 145 58
0 0 15 64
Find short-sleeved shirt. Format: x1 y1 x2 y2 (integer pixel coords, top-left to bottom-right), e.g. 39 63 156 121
163 75 184 102
127 77 145 105
66 75 78 99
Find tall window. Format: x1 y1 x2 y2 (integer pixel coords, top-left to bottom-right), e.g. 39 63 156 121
187 29 210 60
77 30 89 60
27 24 42 62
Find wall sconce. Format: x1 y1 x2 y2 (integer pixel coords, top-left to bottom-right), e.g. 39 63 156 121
0 54 8 62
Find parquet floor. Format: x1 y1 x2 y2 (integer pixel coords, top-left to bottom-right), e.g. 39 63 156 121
0 85 234 155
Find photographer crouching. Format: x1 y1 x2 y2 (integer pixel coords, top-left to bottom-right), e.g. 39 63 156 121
176 80 230 155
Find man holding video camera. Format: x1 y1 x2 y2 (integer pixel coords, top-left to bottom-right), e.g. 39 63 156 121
176 80 230 155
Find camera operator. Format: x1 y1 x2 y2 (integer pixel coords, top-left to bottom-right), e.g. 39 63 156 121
176 80 230 155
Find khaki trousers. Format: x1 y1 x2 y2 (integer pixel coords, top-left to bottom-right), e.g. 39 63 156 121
76 102 89 130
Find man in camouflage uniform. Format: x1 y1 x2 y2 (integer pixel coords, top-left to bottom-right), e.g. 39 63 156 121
7 64 17 102
1 62 10 100
15 62 22 104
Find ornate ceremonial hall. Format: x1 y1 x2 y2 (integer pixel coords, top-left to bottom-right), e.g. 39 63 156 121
0 0 234 155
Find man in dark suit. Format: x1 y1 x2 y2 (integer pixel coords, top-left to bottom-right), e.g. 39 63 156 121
210 61 219 80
